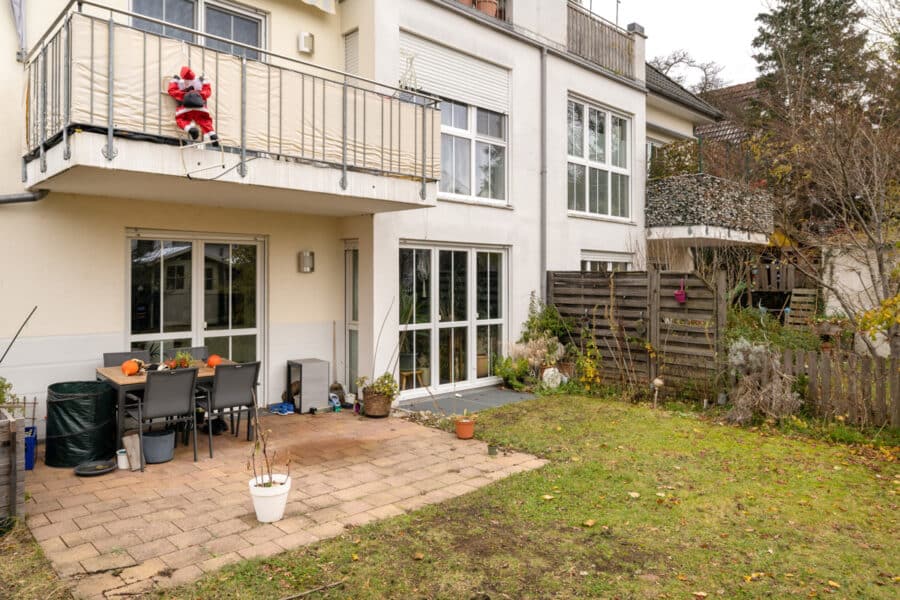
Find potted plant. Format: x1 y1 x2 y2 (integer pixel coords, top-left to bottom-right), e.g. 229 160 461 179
247 390 292 522
454 410 476 439
476 0 498 18
166 350 194 370
355 372 399 418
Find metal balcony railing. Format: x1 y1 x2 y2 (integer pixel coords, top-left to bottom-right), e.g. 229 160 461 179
24 0 441 196
566 1 634 79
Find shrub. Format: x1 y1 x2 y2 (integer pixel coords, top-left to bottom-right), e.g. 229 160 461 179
727 346 802 425
494 355 530 391
0 377 16 407
725 306 821 352
520 292 572 343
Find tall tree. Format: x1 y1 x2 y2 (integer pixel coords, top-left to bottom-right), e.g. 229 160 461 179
650 50 728 94
748 0 899 358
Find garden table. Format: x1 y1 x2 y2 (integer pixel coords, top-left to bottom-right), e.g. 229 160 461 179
96 361 232 446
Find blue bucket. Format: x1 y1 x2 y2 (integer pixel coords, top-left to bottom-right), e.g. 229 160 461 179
24 426 37 471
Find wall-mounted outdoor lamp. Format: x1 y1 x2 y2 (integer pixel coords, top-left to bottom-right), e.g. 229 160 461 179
298 250 315 273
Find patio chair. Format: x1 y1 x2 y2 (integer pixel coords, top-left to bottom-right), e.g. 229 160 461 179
125 368 199 471
195 361 260 458
103 350 151 367
163 346 209 361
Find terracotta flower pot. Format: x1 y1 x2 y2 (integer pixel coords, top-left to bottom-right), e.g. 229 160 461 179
476 0 498 17
558 361 576 379
459 0 474 6
455 418 475 439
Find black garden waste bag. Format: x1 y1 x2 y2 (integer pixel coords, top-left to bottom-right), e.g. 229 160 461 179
45 381 116 468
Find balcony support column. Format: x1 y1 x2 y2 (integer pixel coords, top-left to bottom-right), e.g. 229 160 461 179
40 46 48 173
101 17 117 161
340 80 348 190
239 57 247 178
420 102 427 200
63 17 71 161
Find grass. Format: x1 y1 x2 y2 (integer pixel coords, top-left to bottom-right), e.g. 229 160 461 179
726 306 822 351
0 521 73 600
153 395 897 599
4 395 898 599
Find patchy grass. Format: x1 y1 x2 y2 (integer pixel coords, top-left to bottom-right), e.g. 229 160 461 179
726 306 822 351
0 521 73 600
150 395 899 599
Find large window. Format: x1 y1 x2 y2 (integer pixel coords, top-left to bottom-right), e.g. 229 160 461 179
399 247 506 393
580 252 632 274
567 99 631 218
440 100 507 202
133 0 263 59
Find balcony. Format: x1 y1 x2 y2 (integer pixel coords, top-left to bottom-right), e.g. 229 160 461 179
566 1 635 79
22 1 441 216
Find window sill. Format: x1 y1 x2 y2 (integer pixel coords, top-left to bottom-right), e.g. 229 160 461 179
566 211 636 225
438 195 513 210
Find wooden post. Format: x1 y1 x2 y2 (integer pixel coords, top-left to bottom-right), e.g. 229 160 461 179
714 270 728 392
875 358 887 425
820 356 831 418
8 420 16 518
860 357 872 426
847 354 858 425
647 264 660 383
807 351 818 407
891 358 899 428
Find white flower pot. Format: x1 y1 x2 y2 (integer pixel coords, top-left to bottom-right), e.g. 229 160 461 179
248 474 292 523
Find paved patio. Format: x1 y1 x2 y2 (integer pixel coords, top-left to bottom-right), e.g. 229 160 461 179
400 386 534 414
24 411 545 599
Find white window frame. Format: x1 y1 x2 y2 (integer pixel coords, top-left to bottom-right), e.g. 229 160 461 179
646 137 665 177
580 251 632 273
130 0 268 56
567 97 632 220
398 244 509 398
438 100 509 206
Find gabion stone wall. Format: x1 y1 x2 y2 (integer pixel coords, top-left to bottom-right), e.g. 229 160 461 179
647 173 774 234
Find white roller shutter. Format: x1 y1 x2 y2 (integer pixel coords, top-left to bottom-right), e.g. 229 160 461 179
344 30 359 75
399 32 509 113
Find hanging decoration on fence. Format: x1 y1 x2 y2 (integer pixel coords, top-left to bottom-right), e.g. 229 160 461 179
674 278 687 304
168 66 219 147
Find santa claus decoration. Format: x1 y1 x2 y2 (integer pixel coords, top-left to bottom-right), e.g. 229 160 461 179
167 66 219 146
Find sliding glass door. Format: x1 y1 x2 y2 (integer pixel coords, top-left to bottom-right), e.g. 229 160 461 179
399 246 505 393
129 235 262 368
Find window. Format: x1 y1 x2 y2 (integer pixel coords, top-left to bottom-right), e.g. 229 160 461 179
646 139 665 177
440 99 507 202
567 99 630 218
581 260 629 273
133 0 263 59
166 264 186 290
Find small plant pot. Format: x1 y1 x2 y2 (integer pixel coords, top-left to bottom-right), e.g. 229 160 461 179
487 444 498 456
459 0 474 6
362 389 392 418
557 361 576 379
116 449 129 470
455 418 475 439
476 0 498 17
248 474 292 523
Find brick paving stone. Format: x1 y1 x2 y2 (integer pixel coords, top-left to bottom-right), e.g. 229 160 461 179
31 519 80 541
119 558 168 584
166 527 213 550
237 541 283 560
239 523 283 545
198 551 242 573
26 513 51 528
367 504 404 519
61 525 110 548
153 565 204 589
126 538 179 563
274 514 315 534
50 542 99 565
158 544 212 568
57 492 101 509
304 493 339 509
72 511 117 530
71 572 124 599
80 551 137 574
102 578 156 598
273 530 319 551
306 521 346 540
207 517 252 538
93 533 142 554
45 505 90 523
134 520 182 543
203 533 250 555
103 517 149 537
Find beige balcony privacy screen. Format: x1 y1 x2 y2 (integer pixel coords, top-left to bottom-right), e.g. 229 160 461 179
60 13 439 180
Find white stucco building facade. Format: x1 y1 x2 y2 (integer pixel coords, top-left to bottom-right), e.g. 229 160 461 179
1 0 718 431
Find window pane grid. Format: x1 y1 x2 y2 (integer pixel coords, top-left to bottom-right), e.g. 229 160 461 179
440 100 507 202
567 98 629 218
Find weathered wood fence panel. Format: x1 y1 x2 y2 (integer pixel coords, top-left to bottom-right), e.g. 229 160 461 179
547 268 726 397
0 408 26 519
777 351 899 428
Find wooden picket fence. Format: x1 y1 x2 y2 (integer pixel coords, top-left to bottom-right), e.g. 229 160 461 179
546 267 727 397
774 350 899 427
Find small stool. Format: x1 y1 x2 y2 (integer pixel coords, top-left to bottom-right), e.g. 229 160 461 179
400 369 426 390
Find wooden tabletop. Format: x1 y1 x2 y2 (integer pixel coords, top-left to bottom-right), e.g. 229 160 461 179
96 361 230 387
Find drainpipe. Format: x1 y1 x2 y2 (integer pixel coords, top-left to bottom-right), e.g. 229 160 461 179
539 46 548 300
0 190 48 205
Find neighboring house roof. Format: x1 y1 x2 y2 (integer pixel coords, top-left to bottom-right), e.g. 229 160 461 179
696 81 758 142
646 173 774 235
645 64 723 120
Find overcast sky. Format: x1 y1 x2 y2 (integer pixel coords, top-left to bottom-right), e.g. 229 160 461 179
584 0 771 87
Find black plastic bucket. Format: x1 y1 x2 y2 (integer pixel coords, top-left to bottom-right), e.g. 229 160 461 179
45 381 116 468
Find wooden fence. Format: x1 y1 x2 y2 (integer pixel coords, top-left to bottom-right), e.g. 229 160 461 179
547 268 727 397
773 350 899 427
0 408 25 519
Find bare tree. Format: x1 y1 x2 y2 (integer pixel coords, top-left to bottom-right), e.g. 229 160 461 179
650 49 728 94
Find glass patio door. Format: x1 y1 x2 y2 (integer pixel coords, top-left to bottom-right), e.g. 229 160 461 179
202 242 260 363
438 250 468 386
129 236 261 367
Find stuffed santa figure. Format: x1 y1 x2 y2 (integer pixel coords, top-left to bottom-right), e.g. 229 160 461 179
167 66 218 146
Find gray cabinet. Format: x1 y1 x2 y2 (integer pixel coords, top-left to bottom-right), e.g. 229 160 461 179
286 359 330 413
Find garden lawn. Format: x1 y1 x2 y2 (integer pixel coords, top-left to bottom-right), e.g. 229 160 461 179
153 395 899 599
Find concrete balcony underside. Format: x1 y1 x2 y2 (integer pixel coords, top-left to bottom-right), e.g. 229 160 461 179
26 131 436 216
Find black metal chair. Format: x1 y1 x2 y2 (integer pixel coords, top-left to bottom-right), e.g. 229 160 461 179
196 362 260 458
163 346 209 361
103 350 151 367
125 368 199 471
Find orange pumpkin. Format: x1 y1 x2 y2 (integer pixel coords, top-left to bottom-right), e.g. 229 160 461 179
206 354 223 368
121 359 140 376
